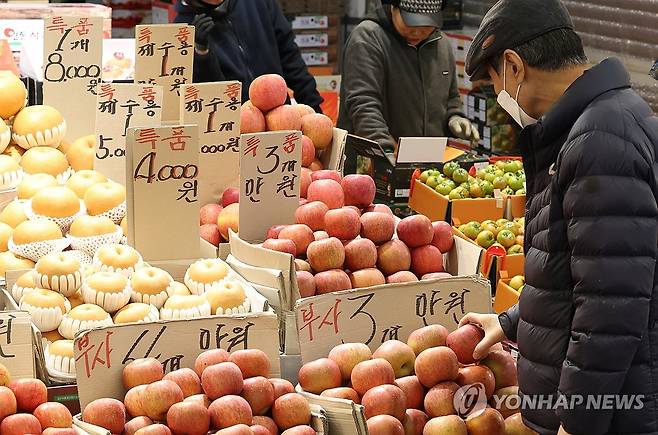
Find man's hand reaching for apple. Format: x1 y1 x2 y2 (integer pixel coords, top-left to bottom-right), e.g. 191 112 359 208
459 313 507 360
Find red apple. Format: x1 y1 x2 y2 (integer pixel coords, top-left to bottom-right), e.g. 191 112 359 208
269 378 295 400
266 224 286 239
1 414 42 435
281 426 315 435
313 230 329 241
42 429 77 435
271 393 311 430
222 187 240 207
351 358 395 396
295 201 329 231
194 348 230 377
209 395 253 429
307 237 345 272
360 212 395 245
295 259 312 272
403 409 428 435
345 205 362 216
504 412 537 434
446 324 485 365
407 325 449 355
163 368 202 398
34 402 72 429
300 168 312 198
465 408 505 435
142 380 184 421
124 417 153 435
314 269 352 294
301 135 315 167
241 101 266 134
482 351 518 390
364 204 394 216
397 216 433 248
215 424 254 435
342 174 376 208
241 376 275 415
377 240 411 276
278 224 314 257
184 394 211 409
424 382 459 418
395 376 425 409
456 365 496 399
0 386 17 422
134 424 173 435
320 387 361 403
310 170 341 183
262 238 297 256
125 384 147 417
415 347 459 387
229 349 271 379
200 203 223 225
362 384 406 420
324 208 361 240
298 358 342 394
423 415 467 434
386 271 418 284
349 268 386 289
373 340 416 378
0 363 9 386
431 221 454 253
252 415 278 435
252 424 272 435
301 113 334 150
309 159 323 171
367 415 405 435
344 238 377 271
421 272 452 281
217 203 239 240
296 271 316 298
8 378 47 412
328 342 372 382
167 401 210 435
82 398 126 434
266 105 302 131
493 386 520 418
307 179 344 209
200 224 221 246
410 245 444 277
201 362 244 399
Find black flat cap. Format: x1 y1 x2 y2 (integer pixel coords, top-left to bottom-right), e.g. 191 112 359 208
398 0 443 27
465 0 574 81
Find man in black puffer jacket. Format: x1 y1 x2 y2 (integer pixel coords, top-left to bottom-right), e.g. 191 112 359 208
462 1 658 434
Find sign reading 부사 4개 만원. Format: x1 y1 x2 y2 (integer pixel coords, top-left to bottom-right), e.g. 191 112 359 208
180 82 242 205
134 24 194 123
95 83 163 185
239 131 303 243
125 125 200 262
43 15 103 141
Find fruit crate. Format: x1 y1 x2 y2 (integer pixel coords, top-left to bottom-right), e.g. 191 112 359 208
494 276 520 313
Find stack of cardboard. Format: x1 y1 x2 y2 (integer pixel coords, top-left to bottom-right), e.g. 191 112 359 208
466 86 520 155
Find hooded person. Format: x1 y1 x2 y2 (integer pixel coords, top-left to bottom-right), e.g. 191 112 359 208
459 1 658 435
337 0 479 157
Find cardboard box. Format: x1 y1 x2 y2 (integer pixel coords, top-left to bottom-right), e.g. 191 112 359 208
476 122 520 156
508 193 526 219
494 277 520 314
0 288 37 381
301 50 330 66
291 15 330 30
295 31 330 48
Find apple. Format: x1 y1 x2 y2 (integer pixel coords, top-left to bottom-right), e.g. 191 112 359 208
263 238 297 256
300 168 312 198
424 382 459 418
324 207 361 240
296 271 316 298
0 362 10 386
163 368 202 398
349 268 386 289
314 269 352 294
295 201 329 231
421 272 452 281
209 395 253 429
364 204 394 215
307 237 345 272
493 386 520 418
403 409 429 435
82 398 126 434
504 413 538 434
281 426 315 435
295 259 312 272
351 358 395 396
309 159 323 171
278 224 314 257
310 170 341 183
218 203 239 240
200 203 223 225
343 238 377 271
342 174 376 208
252 415 278 435
42 429 77 435
201 362 244 399
269 378 295 399
266 225 286 240
431 221 454 253
360 212 395 245
142 380 184 421
377 240 412 276
345 205 362 216
456 365 496 399
386 271 418 283
482 350 518 390
34 402 72 428
241 376 275 415
214 424 254 435
0 386 16 421
200 224 222 246
373 340 416 378
410 245 444 277
367 415 405 435
166 402 209 435
395 376 425 409
320 387 361 403
241 101 266 134
265 105 302 131
397 216 433 248
328 342 372 382
222 187 240 208
0 414 42 435
125 385 147 417
249 74 287 112
184 394 211 409
301 135 315 167
298 358 342 394
423 415 467 434
8 378 47 412
124 417 153 435
194 348 230 377
414 347 459 387
272 393 312 430
307 179 344 209
301 114 334 150
314 230 329 241
229 349 271 379
407 325 449 355
362 384 406 420
446 324 485 365
134 424 173 435
465 408 505 435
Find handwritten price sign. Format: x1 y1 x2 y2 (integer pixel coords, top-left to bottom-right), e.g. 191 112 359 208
95 83 163 185
74 313 280 408
126 125 200 262
180 82 241 205
295 277 492 363
43 16 103 141
0 310 34 379
134 24 194 122
239 131 302 243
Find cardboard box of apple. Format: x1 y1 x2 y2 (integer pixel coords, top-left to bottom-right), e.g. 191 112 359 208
0 362 77 435
78 349 323 435
258 171 456 296
456 217 524 256
296 324 538 435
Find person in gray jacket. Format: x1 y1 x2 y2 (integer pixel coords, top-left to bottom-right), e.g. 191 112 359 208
337 0 478 153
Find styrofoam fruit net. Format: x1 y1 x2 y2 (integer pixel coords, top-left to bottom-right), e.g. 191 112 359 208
36 269 84 298
160 300 211 320
12 120 67 149
69 226 124 258
25 199 86 234
66 250 93 266
19 298 71 332
0 169 23 190
9 237 71 263
215 298 251 315
58 312 113 340
45 344 76 380
92 247 144 278
131 280 175 310
81 281 132 313
55 167 72 184
98 201 126 225
11 282 36 304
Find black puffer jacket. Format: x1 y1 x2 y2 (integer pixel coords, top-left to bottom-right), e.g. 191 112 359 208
500 58 658 435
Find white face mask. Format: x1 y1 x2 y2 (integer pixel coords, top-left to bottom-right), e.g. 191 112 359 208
497 59 538 128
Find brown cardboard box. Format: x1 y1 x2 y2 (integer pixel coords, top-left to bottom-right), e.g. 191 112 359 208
0 288 36 380
494 277 520 313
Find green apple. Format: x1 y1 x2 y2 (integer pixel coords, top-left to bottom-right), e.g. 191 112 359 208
448 188 466 200
508 244 524 255
467 221 482 232
458 224 468 234
515 188 526 195
470 183 484 198
514 160 524 172
509 275 525 291
420 170 432 183
501 221 520 236
496 218 510 227
436 182 453 196
484 164 497 174
463 223 481 240
430 169 442 177
494 169 505 178
502 187 515 196
493 176 507 190
495 161 506 170
503 161 518 173
476 230 496 248
480 180 494 197
426 176 440 189
443 179 456 191
484 172 496 183
443 162 459 178
497 229 516 248
452 168 469 184
481 221 499 236
476 169 487 180
503 172 516 183
507 176 523 191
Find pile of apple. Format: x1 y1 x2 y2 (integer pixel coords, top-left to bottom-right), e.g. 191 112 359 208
0 362 76 435
507 275 525 293
240 74 335 172
297 324 537 435
457 217 524 255
260 171 455 297
199 187 240 247
82 349 317 435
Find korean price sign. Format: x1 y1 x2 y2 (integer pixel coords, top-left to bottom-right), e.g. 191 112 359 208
180 82 241 205
239 131 303 243
134 24 194 122
0 311 34 380
126 125 200 262
295 277 492 363
74 313 280 408
43 16 103 141
95 83 163 185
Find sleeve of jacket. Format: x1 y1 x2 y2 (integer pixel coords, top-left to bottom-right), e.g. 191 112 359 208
499 304 519 342
556 130 658 434
173 7 225 83
342 33 396 152
269 1 323 111
444 39 465 124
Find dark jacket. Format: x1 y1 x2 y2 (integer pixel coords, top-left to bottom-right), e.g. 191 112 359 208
174 0 323 111
337 6 464 152
499 58 658 435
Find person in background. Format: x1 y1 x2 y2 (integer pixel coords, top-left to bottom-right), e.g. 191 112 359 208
460 1 658 434
337 0 479 154
174 0 324 111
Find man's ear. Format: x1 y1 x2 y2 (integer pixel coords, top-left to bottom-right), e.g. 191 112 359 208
504 49 525 84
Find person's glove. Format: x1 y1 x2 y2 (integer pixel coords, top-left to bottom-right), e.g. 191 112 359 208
449 115 480 143
192 14 214 51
